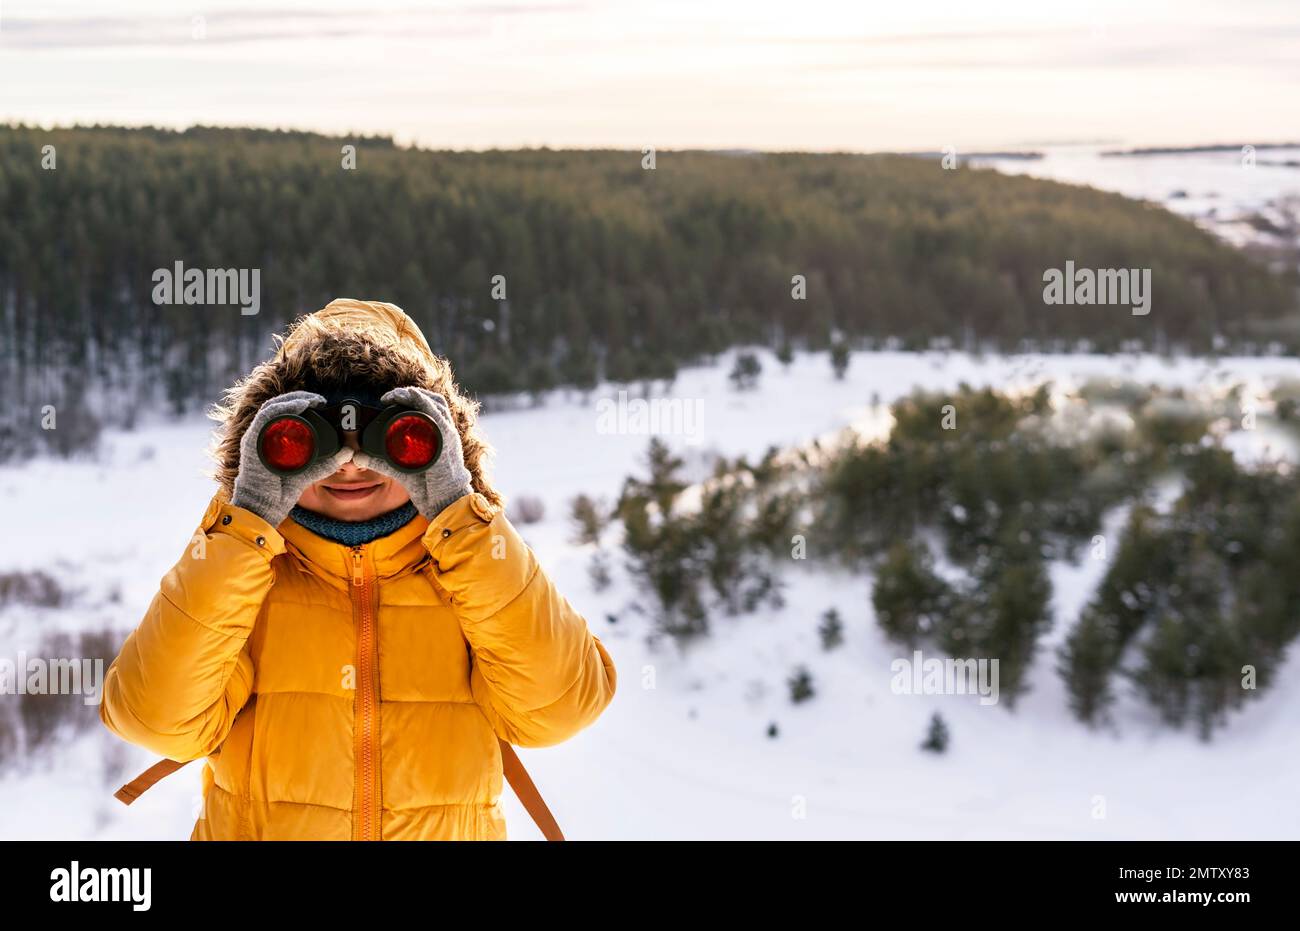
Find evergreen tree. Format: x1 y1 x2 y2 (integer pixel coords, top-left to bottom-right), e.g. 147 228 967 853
788 666 815 704
921 712 950 753
1131 542 1248 740
569 493 609 546
819 608 844 651
945 550 1051 709
617 440 708 640
3 124 1294 463
830 341 850 380
1057 609 1119 727
872 540 955 648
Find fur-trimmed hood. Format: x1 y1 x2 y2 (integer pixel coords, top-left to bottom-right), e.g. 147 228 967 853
210 299 501 507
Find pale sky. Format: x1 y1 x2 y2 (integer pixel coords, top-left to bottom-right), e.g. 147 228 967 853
1 0 1297 151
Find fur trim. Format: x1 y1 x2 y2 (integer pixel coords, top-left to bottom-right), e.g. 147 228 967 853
208 300 502 508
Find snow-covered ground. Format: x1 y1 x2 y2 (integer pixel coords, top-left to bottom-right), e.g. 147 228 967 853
4 347 1300 840
973 145 1300 250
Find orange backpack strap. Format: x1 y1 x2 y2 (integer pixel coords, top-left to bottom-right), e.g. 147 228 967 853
498 738 565 841
114 757 192 805
115 741 565 840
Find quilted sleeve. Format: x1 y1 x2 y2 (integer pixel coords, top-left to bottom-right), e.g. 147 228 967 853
425 493 617 748
100 495 283 761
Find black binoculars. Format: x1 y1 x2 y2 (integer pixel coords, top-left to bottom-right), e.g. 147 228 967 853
257 399 442 475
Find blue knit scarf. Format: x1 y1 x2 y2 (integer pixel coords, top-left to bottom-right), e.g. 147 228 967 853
289 502 419 547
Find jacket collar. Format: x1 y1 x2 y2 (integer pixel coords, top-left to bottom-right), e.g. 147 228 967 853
278 510 432 585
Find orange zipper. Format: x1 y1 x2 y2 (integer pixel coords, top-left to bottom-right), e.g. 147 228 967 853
350 546 382 841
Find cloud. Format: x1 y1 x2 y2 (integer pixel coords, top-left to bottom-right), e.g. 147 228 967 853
0 5 585 50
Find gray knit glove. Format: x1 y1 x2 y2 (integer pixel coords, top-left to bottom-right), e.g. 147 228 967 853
353 387 473 520
230 391 354 528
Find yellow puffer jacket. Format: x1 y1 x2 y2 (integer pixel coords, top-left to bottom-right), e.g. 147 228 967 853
101 488 617 840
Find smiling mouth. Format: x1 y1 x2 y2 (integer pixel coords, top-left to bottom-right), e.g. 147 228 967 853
323 483 381 501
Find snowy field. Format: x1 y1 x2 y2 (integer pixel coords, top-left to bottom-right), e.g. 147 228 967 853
974 145 1300 250
4 347 1300 840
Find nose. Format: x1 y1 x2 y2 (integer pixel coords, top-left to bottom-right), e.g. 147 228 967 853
330 431 365 474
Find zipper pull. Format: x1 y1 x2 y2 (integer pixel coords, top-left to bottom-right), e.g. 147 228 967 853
352 547 365 586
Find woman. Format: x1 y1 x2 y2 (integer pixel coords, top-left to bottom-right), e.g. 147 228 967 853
101 298 617 840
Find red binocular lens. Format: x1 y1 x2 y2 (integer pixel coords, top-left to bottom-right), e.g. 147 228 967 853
383 414 441 470
259 416 321 473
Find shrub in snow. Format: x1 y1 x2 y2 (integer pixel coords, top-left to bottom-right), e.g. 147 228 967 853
729 352 762 391
588 552 612 592
0 570 76 609
788 666 814 704
0 628 120 774
510 494 545 524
